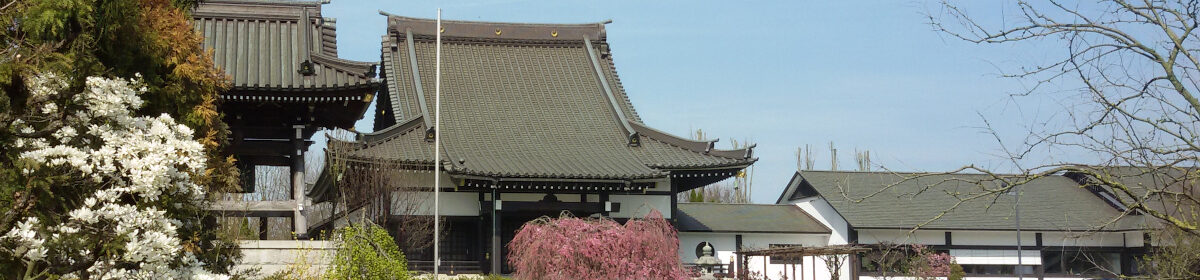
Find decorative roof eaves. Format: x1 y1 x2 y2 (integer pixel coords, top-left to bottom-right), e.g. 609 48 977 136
194 1 322 20
227 81 378 93
629 121 753 160
359 116 425 143
776 171 805 204
203 0 326 5
310 53 377 78
653 160 755 171
380 11 608 42
446 168 668 182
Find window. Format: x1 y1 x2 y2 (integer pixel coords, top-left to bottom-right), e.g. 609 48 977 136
858 246 913 275
960 264 1037 276
695 242 716 258
1042 250 1120 277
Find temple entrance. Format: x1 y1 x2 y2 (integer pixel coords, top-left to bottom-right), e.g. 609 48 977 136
488 193 608 274
393 217 483 274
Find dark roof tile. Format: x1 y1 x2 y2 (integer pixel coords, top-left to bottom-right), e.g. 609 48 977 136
677 203 830 234
355 15 754 180
793 170 1138 231
193 0 377 91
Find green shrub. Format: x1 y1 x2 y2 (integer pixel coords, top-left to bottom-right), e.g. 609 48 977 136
948 262 965 280
443 275 510 280
326 222 410 280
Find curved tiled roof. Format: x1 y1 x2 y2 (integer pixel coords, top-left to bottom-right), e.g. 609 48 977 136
677 203 831 234
784 170 1140 232
193 0 377 91
355 14 754 181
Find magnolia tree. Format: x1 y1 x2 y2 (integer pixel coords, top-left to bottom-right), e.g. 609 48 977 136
0 73 227 279
507 210 690 280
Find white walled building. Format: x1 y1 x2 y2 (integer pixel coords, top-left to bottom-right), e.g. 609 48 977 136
776 170 1148 280
676 203 835 279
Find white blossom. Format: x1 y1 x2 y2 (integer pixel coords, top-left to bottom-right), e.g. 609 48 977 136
8 73 227 279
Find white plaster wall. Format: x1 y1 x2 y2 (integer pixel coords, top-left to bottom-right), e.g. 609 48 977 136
1123 231 1145 247
857 229 1138 248
394 191 479 216
678 232 739 264
794 197 849 245
1041 231 1127 247
680 232 834 280
949 231 1038 246
743 233 832 280
949 249 1042 265
646 177 670 192
609 194 671 219
793 197 852 280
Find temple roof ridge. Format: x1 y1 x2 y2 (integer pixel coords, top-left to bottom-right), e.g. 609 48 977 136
380 12 609 42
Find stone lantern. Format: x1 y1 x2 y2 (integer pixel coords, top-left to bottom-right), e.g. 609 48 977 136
695 243 721 280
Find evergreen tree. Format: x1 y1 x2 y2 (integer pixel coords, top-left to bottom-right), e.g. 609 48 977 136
0 0 240 275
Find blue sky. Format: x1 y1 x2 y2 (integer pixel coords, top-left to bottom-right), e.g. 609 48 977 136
316 1 1077 203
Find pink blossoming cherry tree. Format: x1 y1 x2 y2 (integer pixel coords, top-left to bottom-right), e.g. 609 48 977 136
507 209 691 280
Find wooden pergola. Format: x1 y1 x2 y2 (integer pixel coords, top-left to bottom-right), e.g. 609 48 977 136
735 245 869 280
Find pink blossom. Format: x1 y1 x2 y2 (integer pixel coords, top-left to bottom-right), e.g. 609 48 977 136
507 210 689 280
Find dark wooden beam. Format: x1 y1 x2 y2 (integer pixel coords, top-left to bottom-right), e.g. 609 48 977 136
237 155 292 166
229 139 314 157
495 201 620 214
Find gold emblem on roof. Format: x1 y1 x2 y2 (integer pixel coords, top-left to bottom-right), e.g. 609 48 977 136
495 28 502 36
439 26 445 33
551 30 558 37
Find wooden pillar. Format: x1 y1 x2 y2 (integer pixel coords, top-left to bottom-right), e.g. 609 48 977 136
490 189 502 274
1036 232 1045 280
799 258 804 280
478 192 487 273
290 125 307 239
736 234 744 279
600 193 610 217
258 217 268 240
849 227 860 280
669 181 678 225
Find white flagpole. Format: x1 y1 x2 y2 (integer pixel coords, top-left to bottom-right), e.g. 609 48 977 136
433 8 442 280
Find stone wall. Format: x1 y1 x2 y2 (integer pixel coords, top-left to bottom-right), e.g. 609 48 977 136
235 240 336 277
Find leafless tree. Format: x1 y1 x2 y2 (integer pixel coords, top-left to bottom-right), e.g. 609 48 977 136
819 253 847 280
895 0 1200 236
1138 226 1200 279
861 242 910 280
679 130 755 203
323 130 443 254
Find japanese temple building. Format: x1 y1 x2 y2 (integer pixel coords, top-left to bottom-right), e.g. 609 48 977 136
187 2 1161 279
194 0 379 239
304 14 762 274
778 170 1150 279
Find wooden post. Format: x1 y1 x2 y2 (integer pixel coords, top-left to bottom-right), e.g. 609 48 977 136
478 192 487 272
258 217 268 240
600 193 610 217
490 189 501 274
762 256 767 278
799 258 804 280
291 125 307 239
735 234 744 279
